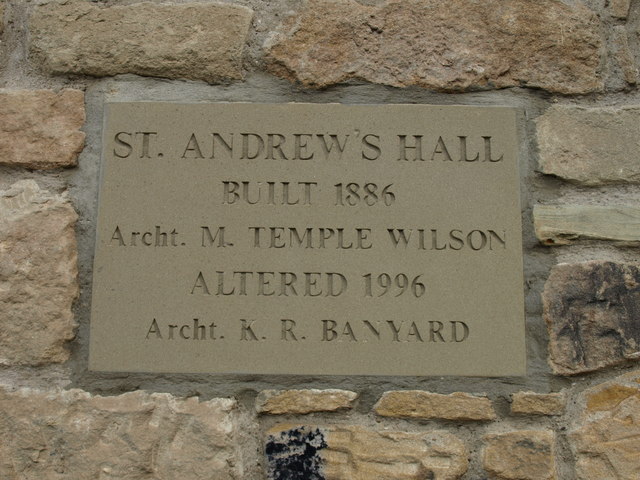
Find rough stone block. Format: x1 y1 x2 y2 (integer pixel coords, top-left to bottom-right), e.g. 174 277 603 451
374 390 496 421
483 430 556 480
266 0 603 94
0 180 78 365
571 370 640 479
511 391 566 416
612 26 637 86
543 261 640 375
266 424 468 480
536 105 640 185
0 89 85 169
0 387 242 479
257 389 357 414
533 205 640 245
29 0 253 83
610 0 631 19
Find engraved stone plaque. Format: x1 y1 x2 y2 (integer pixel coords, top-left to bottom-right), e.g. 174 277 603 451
89 103 525 376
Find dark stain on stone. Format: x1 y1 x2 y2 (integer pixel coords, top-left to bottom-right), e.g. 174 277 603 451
516 438 550 454
545 261 640 374
265 426 327 480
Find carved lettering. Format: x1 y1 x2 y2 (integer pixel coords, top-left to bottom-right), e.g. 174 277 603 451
193 271 348 297
386 228 506 250
146 318 218 340
109 226 179 247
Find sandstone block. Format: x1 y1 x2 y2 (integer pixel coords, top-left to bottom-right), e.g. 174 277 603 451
483 430 556 480
611 0 631 18
571 370 640 479
0 386 242 479
0 180 78 365
266 424 468 480
257 389 357 414
0 89 84 168
511 391 565 416
29 0 253 83
266 0 603 94
533 205 640 245
536 105 640 185
543 261 640 375
612 26 637 86
374 390 496 421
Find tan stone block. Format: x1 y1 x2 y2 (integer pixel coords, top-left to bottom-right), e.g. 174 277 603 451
533 205 640 245
266 424 468 479
266 0 603 94
610 0 631 18
536 105 640 185
483 430 556 480
257 389 357 414
586 384 639 412
0 386 242 479
511 391 566 416
0 89 84 168
374 390 496 421
543 261 640 375
0 180 78 365
29 0 253 83
572 370 640 479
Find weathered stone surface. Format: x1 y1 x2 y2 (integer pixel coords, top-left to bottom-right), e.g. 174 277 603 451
533 205 640 245
266 0 603 94
257 389 357 414
611 0 631 18
0 180 78 365
29 0 253 83
612 26 637 86
374 391 496 421
483 430 556 480
511 392 566 416
572 370 640 479
0 89 84 168
0 386 242 479
266 424 468 480
536 105 640 185
543 261 640 375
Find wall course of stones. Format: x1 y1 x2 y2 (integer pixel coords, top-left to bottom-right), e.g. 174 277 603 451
0 0 639 478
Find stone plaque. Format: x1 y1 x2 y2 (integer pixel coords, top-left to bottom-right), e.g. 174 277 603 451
89 103 525 376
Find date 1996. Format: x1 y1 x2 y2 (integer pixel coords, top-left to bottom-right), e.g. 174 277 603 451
363 273 425 297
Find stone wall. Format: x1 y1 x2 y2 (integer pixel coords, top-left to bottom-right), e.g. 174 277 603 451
1 0 639 478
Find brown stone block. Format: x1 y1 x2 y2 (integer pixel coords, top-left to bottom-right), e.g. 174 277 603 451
257 389 357 414
572 370 640 479
266 0 603 94
0 180 78 365
0 387 242 479
29 0 253 83
483 430 556 480
374 390 496 421
266 424 468 479
612 26 638 86
610 0 631 19
0 89 85 169
543 261 640 375
537 105 640 185
511 391 566 416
